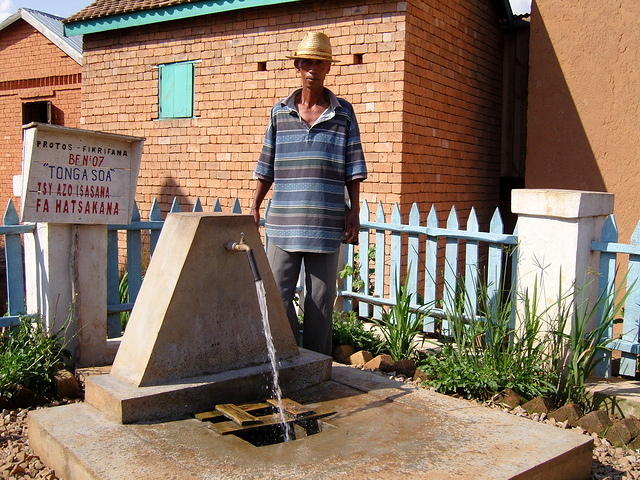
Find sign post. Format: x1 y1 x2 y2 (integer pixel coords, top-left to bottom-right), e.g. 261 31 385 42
21 123 143 224
22 123 144 366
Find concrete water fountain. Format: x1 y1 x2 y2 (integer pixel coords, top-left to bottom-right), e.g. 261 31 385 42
80 213 330 424
28 213 593 480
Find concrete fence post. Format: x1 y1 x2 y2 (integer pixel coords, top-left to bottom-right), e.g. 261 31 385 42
24 223 74 345
25 223 110 367
511 189 614 331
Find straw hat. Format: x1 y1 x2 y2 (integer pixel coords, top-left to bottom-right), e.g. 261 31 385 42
287 32 340 63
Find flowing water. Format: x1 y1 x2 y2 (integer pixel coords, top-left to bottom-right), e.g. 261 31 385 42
255 279 291 442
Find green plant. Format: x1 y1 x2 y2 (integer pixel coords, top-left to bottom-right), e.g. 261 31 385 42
338 245 375 293
372 269 428 361
421 277 557 400
549 280 630 406
420 267 631 408
119 271 130 331
332 310 384 354
0 317 69 400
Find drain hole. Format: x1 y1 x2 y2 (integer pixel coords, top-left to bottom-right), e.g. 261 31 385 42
231 418 327 447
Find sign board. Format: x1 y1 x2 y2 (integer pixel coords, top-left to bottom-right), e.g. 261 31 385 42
21 123 144 224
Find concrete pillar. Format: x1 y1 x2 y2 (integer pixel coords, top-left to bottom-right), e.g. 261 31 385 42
75 225 109 367
25 223 74 344
25 223 109 367
511 189 614 330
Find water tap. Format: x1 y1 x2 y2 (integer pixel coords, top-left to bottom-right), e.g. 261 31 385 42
225 232 251 252
224 233 261 282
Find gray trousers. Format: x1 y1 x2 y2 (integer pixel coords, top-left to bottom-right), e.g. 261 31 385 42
267 244 340 356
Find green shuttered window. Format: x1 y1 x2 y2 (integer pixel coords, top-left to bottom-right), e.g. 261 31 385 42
159 61 195 118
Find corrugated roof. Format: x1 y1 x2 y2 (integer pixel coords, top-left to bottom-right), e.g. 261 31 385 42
0 8 83 64
65 0 204 23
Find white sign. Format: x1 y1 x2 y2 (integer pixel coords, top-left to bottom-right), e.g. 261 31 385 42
21 123 144 224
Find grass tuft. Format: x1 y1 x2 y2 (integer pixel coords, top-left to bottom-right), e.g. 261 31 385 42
0 317 69 400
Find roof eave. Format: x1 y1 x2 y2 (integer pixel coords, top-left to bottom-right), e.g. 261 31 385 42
22 9 83 64
0 9 83 64
0 10 22 32
64 0 304 37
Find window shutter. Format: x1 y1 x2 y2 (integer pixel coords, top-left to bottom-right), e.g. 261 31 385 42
159 62 194 118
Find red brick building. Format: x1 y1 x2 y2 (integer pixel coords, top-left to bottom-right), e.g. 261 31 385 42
0 8 82 204
64 0 525 227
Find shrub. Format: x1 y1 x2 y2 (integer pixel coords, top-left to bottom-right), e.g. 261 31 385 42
547 280 628 406
0 317 69 400
419 273 628 407
119 271 130 332
338 245 375 293
332 310 384 354
420 279 556 400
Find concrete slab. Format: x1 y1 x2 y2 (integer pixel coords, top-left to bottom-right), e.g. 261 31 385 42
587 377 640 418
85 348 331 423
29 366 592 480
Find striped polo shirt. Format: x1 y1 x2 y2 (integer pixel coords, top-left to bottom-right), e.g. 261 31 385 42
254 88 367 253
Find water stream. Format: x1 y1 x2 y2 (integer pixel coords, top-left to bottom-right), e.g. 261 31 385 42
255 279 291 442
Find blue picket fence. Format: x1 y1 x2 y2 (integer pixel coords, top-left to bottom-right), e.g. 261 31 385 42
592 215 640 378
103 198 518 337
0 197 519 335
340 201 518 332
1 196 637 381
0 201 33 328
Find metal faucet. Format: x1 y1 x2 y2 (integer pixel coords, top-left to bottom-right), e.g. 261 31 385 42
225 233 261 282
225 232 251 252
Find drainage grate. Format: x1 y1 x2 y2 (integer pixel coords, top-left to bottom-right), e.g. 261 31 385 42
194 398 335 447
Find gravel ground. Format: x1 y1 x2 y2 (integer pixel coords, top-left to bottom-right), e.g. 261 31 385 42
0 407 58 480
2 384 640 479
503 404 640 479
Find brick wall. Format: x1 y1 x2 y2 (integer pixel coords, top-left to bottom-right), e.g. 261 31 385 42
79 0 504 228
80 0 408 217
0 20 81 205
403 0 503 228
